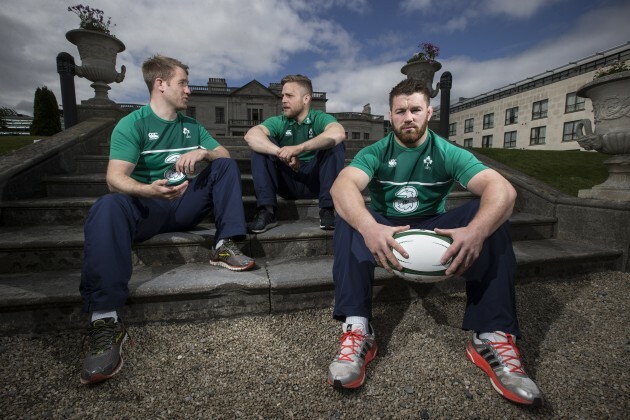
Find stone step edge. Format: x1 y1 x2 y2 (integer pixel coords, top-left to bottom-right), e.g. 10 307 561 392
0 191 480 209
0 239 622 311
0 213 556 250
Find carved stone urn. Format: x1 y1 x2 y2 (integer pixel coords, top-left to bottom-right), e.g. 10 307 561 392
66 29 126 105
401 60 442 98
575 70 630 201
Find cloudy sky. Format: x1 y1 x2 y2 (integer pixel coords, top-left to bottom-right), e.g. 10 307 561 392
1 0 629 118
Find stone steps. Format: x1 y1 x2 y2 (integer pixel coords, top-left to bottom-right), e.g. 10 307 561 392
0 128 625 333
0 191 474 226
0 238 622 333
0 213 556 274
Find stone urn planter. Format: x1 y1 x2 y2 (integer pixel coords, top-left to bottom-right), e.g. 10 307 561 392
66 29 126 105
575 70 630 201
401 60 442 98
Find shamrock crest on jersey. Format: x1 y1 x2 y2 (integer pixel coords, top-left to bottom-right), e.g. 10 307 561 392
423 155 433 170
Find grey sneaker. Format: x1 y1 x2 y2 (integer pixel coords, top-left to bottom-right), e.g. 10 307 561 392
319 207 335 230
466 331 543 406
247 207 278 233
80 317 128 385
209 238 255 271
327 323 377 389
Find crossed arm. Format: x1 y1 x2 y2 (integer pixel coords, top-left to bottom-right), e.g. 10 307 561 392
244 122 345 171
106 146 230 200
330 166 516 277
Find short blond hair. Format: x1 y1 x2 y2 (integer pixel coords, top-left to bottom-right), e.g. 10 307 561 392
281 74 313 96
141 55 189 93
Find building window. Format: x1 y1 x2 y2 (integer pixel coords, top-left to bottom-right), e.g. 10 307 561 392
532 99 548 120
503 131 517 148
530 126 546 145
186 106 196 119
448 122 456 136
464 118 474 133
215 107 225 124
483 113 494 130
363 132 370 140
247 108 263 122
563 121 582 141
345 132 348 139
463 138 473 148
352 132 361 140
505 107 518 125
482 135 493 148
565 92 586 113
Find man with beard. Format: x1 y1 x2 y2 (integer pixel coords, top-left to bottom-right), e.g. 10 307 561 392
244 75 346 232
79 55 254 385
326 78 543 406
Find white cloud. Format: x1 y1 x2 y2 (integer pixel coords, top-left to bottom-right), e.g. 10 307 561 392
0 0 357 115
400 0 433 13
484 0 559 19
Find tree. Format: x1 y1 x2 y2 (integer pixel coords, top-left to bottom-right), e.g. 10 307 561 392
30 86 62 136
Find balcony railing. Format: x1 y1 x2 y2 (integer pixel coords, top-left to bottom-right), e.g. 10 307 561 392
229 119 261 127
189 85 237 94
331 112 384 122
190 85 327 99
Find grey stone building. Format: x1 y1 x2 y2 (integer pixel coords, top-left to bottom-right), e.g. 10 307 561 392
186 78 385 140
447 42 630 150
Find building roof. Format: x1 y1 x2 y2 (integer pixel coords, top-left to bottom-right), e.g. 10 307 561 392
450 42 630 113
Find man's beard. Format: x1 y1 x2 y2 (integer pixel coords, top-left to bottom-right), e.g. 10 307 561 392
283 106 300 119
394 119 428 145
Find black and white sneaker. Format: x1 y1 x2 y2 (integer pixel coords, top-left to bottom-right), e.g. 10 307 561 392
319 207 335 230
247 207 278 233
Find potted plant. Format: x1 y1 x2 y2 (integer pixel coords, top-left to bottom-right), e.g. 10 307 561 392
401 42 442 98
575 60 630 200
66 4 126 104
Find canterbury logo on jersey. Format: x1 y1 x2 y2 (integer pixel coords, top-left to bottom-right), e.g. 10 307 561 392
148 132 159 141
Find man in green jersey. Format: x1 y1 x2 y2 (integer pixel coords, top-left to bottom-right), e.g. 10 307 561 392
244 74 346 232
79 55 254 385
326 78 543 406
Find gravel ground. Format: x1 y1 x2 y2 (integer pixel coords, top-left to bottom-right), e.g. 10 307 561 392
1 271 629 419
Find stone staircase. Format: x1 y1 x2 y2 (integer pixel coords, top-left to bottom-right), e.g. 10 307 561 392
0 118 625 333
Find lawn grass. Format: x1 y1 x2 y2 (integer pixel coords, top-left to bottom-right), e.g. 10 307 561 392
0 136 48 156
472 148 609 197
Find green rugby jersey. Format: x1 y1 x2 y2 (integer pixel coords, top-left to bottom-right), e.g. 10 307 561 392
110 105 220 186
350 130 487 217
262 108 337 162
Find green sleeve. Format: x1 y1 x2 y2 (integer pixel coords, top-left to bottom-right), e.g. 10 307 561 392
109 117 141 164
261 116 285 138
349 145 379 179
446 145 488 187
313 112 338 134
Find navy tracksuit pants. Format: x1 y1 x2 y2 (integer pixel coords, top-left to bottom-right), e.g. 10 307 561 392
332 199 521 337
80 158 246 313
250 138 345 209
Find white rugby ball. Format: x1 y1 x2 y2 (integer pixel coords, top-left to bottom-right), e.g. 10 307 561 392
390 229 453 282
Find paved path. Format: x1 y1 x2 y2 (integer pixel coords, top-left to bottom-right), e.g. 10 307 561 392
1 271 628 419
